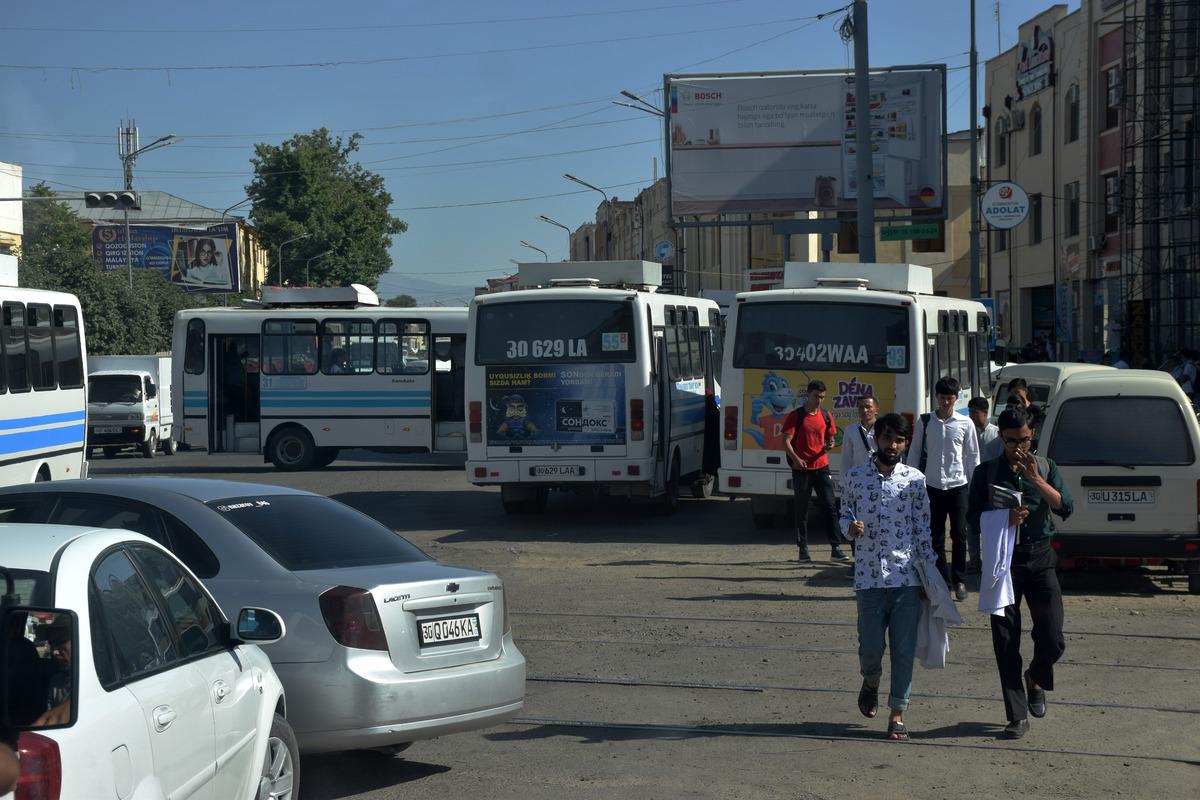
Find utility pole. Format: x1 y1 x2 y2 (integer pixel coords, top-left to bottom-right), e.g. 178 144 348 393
119 122 138 289
970 0 981 299
852 1 876 262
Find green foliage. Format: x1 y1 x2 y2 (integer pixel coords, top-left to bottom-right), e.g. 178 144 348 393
384 294 417 308
247 129 407 289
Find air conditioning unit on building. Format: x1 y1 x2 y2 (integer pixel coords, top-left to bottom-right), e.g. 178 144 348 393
1010 109 1026 130
1089 234 1107 252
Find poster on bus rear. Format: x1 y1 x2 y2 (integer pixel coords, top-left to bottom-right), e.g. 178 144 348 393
486 364 626 446
740 368 896 453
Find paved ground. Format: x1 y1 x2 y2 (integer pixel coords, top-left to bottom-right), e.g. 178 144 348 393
93 449 1200 799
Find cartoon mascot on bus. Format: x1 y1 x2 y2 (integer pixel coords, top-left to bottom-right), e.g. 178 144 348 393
745 371 797 450
496 393 539 439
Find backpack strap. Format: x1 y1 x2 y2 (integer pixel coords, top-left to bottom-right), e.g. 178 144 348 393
858 424 872 452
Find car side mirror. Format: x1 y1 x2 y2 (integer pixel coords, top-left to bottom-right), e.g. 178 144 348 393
146 383 157 399
2 607 78 731
231 607 286 645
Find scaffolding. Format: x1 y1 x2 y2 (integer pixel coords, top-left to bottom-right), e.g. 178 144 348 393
1120 0 1200 362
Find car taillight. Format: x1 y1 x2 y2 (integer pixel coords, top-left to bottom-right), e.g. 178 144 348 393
469 401 482 443
630 399 644 440
16 732 61 800
319 585 388 651
724 405 738 449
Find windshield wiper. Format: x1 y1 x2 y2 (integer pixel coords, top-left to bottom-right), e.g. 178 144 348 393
1066 459 1137 470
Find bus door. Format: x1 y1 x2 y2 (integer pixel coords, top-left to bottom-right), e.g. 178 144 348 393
432 334 466 452
210 334 260 453
654 330 673 490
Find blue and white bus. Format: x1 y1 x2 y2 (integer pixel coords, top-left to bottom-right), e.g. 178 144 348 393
466 261 723 514
172 285 468 470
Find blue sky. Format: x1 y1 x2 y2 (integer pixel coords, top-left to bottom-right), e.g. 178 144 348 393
1 0 1073 302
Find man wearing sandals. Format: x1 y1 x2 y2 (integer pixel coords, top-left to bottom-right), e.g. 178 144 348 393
841 413 939 740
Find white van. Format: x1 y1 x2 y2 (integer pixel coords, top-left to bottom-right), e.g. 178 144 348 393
1038 369 1200 593
989 362 1115 421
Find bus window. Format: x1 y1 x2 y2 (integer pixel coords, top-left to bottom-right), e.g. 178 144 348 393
708 309 724 384
184 318 205 375
53 306 83 388
3 303 29 393
378 320 429 375
320 319 374 375
687 309 702 380
665 309 683 380
27 304 54 391
262 320 318 375
474 300 636 365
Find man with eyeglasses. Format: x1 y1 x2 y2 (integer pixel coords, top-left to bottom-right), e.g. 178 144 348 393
967 406 1073 740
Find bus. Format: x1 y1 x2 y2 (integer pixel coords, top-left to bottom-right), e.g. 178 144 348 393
171 285 468 470
465 261 723 514
719 262 992 527
0 286 87 484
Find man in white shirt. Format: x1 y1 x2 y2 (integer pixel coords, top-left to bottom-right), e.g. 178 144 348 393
841 396 877 470
906 376 981 602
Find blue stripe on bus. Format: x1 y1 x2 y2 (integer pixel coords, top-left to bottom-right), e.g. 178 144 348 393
260 390 430 398
183 391 207 396
260 399 431 408
0 424 86 455
0 411 87 431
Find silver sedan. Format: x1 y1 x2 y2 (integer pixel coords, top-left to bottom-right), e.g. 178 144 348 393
0 478 525 754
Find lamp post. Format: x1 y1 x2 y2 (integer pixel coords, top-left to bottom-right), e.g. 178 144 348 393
519 240 548 261
276 233 311 286
563 173 611 259
220 196 258 218
119 132 178 290
537 215 572 258
306 250 332 286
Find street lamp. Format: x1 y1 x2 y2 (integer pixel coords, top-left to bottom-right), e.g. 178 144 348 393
615 89 664 117
537 215 572 258
221 195 258 218
306 250 332 285
118 132 178 290
277 233 311 286
563 173 611 259
519 240 548 261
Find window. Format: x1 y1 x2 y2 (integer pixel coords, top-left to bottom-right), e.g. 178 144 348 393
53 306 83 388
1030 193 1043 244
26 304 54 390
1065 84 1080 143
708 309 724 384
1048 397 1195 466
320 319 374 374
1065 182 1080 237
129 545 223 659
665 309 683 380
994 228 1007 252
91 549 179 681
687 308 702 380
1104 66 1121 129
262 319 318 375
837 221 859 254
1029 103 1042 156
162 514 220 579
3 302 29 393
474 300 636 365
995 118 1009 167
377 320 429 375
183 318 205 375
1104 172 1121 233
49 495 169 547
733 302 910 373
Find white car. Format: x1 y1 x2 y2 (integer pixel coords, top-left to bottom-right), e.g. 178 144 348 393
1 524 297 800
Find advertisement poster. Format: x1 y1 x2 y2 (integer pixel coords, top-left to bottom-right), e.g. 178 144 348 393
666 68 944 216
91 222 239 293
486 364 626 446
739 368 896 453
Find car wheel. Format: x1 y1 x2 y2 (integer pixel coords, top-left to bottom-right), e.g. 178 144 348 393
103 447 119 459
267 428 316 471
162 436 178 456
142 431 158 459
257 714 299 800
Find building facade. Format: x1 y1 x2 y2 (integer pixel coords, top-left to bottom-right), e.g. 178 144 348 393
0 161 21 256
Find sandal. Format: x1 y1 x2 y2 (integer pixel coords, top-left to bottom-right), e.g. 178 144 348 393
887 719 910 741
857 681 879 719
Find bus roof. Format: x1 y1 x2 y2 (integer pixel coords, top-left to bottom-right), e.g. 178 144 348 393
782 262 934 293
177 305 467 319
516 260 662 291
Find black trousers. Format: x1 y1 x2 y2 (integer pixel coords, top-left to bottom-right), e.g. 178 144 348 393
928 485 968 585
990 541 1066 722
792 467 840 546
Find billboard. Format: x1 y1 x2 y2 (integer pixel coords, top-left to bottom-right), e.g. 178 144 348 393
485 364 626 446
665 67 945 218
91 222 239 293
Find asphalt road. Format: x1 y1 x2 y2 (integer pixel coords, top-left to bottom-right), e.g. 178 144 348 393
91 449 1200 800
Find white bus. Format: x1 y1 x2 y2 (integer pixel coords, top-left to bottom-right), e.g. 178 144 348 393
466 261 723 514
719 262 991 527
0 287 87 484
172 285 468 470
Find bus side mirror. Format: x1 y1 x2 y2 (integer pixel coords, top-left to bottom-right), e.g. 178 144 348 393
993 344 1008 367
2 607 78 731
146 383 157 399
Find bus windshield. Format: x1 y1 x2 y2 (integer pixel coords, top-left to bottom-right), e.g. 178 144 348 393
733 301 910 373
88 374 143 403
474 300 637 365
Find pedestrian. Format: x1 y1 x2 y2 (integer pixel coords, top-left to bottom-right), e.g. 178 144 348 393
967 405 1073 739
906 377 980 601
782 380 849 562
842 412 939 741
967 397 1000 573
841 396 878 470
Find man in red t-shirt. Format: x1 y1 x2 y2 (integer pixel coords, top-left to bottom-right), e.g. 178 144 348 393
782 379 849 562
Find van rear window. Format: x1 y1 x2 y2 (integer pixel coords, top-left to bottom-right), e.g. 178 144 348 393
1047 397 1195 466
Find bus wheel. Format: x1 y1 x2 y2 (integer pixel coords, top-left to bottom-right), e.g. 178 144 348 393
162 436 178 456
103 447 119 459
142 431 158 459
656 458 680 515
691 476 714 499
267 427 316 471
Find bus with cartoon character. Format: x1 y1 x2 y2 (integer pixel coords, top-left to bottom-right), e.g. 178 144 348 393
720 262 991 528
466 261 723 514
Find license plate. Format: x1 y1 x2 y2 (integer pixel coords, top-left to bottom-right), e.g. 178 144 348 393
1087 489 1156 505
418 614 481 647
92 426 122 434
532 465 582 477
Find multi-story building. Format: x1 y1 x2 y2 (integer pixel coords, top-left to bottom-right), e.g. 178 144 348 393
0 161 21 256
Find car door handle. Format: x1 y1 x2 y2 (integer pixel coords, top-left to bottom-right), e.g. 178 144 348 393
153 705 177 732
213 680 231 702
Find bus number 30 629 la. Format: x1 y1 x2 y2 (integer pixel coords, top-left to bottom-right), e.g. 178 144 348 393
505 339 588 359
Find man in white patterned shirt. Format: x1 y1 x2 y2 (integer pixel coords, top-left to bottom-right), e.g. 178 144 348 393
841 413 939 741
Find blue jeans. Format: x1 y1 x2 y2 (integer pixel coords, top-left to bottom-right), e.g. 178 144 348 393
856 585 923 712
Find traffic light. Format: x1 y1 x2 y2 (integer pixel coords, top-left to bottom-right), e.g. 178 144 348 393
84 190 140 210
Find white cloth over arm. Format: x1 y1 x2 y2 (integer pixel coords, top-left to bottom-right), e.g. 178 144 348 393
978 508 1017 617
916 557 962 669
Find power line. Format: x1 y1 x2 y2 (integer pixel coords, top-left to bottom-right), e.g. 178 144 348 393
391 179 653 211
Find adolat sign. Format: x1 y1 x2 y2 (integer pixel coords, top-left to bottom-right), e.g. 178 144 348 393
980 181 1030 230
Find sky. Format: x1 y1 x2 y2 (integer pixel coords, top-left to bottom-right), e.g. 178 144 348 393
0 0 1076 304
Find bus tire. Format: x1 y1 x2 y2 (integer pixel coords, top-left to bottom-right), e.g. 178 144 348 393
691 476 714 499
656 457 680 515
162 436 178 456
267 427 316 471
314 448 339 468
103 447 119 459
142 431 158 459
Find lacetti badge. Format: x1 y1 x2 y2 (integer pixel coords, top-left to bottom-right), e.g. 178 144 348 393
980 181 1030 230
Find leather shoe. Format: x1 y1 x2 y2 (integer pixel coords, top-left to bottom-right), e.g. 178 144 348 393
830 545 850 562
1025 671 1047 718
1001 719 1030 739
954 582 968 601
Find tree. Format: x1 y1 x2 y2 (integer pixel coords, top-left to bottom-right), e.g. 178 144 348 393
384 294 417 308
247 129 406 289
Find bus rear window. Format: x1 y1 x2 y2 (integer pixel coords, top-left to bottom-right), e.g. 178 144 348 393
733 302 910 373
474 300 636 365
1048 397 1195 466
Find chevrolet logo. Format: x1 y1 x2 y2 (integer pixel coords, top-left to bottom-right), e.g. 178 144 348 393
446 582 460 593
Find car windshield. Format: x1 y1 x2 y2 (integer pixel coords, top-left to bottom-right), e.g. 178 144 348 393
89 375 142 404
207 495 430 571
1047 396 1195 466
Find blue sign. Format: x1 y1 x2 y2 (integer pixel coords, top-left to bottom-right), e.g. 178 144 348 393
486 364 626 446
654 239 674 262
91 223 239 293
